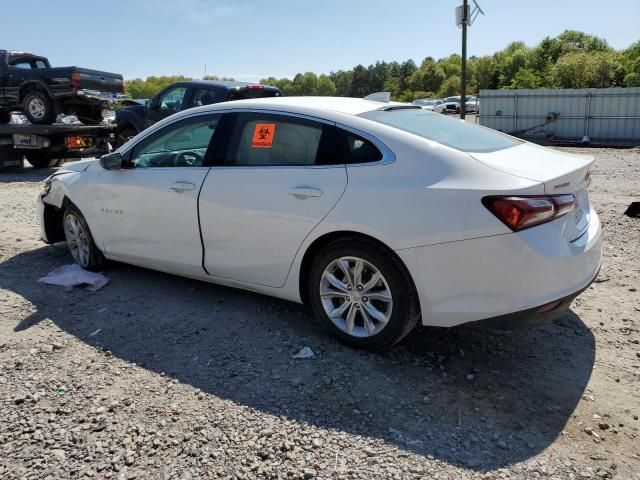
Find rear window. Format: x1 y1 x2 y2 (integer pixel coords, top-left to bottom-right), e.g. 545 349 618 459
227 89 282 101
359 109 521 153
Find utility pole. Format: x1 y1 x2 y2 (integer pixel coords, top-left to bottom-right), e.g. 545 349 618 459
456 0 484 120
460 0 468 120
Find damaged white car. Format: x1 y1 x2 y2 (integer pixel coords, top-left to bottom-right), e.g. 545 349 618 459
38 97 601 350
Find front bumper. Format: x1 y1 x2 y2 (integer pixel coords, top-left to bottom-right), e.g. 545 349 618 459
397 205 602 328
36 194 49 243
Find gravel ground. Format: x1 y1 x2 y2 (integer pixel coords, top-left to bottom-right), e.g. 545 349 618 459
0 148 639 480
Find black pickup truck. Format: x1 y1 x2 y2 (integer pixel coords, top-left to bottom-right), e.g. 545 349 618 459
0 50 124 125
115 80 281 146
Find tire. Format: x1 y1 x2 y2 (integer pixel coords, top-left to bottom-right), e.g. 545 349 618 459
23 91 56 124
115 125 138 149
0 109 10 124
308 238 420 351
62 204 105 271
24 151 57 169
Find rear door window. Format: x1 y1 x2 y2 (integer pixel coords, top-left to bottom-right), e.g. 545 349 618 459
189 88 225 108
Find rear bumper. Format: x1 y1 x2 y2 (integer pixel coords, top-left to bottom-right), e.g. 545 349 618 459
397 205 602 327
472 267 598 329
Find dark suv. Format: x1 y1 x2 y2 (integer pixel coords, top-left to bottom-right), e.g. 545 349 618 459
115 80 281 147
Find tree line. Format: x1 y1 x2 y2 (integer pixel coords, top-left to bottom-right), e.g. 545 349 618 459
125 30 640 101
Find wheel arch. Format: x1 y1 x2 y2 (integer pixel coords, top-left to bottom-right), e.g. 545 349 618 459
42 195 72 244
18 80 54 103
297 230 420 309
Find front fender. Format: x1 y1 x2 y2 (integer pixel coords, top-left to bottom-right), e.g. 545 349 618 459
115 107 146 133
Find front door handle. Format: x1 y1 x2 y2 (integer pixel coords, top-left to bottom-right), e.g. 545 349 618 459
169 181 196 193
288 186 323 199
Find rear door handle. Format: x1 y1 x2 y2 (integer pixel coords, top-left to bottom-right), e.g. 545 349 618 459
288 186 323 198
169 181 196 193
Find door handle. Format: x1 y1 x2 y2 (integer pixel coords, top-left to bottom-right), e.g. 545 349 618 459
288 186 323 199
169 181 196 193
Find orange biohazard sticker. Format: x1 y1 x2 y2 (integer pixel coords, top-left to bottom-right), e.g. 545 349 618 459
251 123 276 148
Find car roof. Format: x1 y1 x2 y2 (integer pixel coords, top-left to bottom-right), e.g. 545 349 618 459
1 50 42 57
202 96 400 116
171 80 280 91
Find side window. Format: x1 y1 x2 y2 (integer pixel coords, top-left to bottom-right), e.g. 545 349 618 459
158 87 187 114
223 113 328 167
190 89 220 108
335 128 383 164
130 115 220 168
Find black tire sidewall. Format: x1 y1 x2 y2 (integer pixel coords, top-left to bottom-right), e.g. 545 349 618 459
63 205 104 271
24 152 56 169
308 240 419 350
23 91 55 125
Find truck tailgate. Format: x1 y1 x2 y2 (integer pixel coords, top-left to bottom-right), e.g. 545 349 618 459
75 67 124 93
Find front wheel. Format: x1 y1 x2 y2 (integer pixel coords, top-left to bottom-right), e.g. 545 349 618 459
308 238 420 350
23 91 55 124
63 205 105 271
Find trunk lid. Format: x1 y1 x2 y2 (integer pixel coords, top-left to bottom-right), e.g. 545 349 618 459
470 143 594 241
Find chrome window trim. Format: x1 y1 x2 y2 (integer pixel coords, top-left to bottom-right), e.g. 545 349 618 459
118 107 396 169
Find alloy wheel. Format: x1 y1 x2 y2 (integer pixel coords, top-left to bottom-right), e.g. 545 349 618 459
319 256 393 338
28 98 46 120
64 214 91 267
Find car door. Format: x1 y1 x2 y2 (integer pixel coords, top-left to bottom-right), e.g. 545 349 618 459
89 112 222 275
146 85 189 127
198 111 348 288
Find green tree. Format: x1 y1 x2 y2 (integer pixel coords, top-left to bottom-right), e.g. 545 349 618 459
437 75 461 97
509 68 542 89
316 75 337 96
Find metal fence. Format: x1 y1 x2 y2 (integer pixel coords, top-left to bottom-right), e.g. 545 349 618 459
477 87 640 143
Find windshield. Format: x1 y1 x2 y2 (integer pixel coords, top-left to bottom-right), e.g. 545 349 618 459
359 109 521 153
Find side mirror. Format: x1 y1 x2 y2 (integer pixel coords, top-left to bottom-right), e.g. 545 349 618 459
100 152 122 170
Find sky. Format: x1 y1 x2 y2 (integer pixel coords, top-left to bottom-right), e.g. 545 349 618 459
2 0 639 82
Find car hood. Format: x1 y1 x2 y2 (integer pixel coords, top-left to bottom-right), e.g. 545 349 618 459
60 158 98 173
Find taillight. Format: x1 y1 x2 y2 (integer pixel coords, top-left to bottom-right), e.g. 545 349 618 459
65 135 93 149
247 83 265 89
482 195 575 231
70 71 81 88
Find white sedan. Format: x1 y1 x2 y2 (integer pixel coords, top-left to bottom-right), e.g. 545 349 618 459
38 97 601 350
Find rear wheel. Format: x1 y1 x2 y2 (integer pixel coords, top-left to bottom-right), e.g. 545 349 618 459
308 238 420 350
24 151 58 169
23 91 55 124
63 204 105 271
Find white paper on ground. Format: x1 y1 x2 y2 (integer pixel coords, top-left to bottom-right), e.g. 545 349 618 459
37 264 110 292
292 347 315 359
